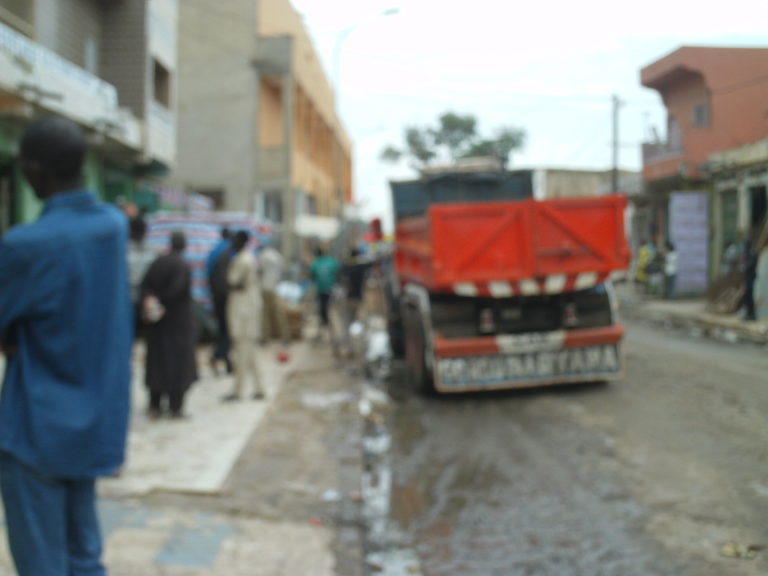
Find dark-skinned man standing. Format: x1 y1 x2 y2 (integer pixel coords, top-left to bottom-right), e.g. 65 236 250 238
0 116 131 576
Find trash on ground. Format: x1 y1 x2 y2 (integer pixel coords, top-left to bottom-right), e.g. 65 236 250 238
720 542 764 560
301 391 354 410
321 489 342 502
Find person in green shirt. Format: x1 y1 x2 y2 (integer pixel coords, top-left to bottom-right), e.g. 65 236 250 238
310 246 339 341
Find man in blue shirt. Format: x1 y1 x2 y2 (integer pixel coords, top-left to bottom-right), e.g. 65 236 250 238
207 227 233 374
0 116 131 576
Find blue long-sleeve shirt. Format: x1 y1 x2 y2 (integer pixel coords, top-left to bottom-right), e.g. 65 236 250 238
0 190 132 478
206 239 231 279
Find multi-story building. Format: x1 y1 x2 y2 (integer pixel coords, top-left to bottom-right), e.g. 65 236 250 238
0 0 178 233
640 45 768 292
173 0 351 257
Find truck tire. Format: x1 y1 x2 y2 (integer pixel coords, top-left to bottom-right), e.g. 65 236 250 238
388 319 405 359
384 279 405 358
403 305 434 395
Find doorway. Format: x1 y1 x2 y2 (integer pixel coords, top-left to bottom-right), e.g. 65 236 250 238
750 185 767 232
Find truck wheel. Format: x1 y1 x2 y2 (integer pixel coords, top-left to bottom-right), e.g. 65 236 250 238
404 307 434 395
384 281 405 358
388 319 405 359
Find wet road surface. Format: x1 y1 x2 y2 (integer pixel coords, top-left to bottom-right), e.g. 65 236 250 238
381 319 768 576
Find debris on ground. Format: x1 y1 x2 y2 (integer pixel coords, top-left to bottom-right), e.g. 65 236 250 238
720 542 764 560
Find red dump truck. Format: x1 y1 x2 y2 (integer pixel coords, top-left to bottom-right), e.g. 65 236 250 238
386 167 630 393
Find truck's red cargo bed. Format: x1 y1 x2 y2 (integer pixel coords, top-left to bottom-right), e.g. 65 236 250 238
395 195 630 296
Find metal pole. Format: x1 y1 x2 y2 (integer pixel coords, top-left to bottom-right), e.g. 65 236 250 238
612 94 621 194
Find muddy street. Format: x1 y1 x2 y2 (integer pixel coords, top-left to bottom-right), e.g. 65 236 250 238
377 319 768 576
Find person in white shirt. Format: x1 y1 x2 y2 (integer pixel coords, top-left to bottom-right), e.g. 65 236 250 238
258 240 290 348
664 241 678 300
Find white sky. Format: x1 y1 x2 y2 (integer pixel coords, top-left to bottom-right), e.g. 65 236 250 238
291 0 768 232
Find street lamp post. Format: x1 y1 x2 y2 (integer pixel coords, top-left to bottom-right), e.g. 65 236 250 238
330 8 399 252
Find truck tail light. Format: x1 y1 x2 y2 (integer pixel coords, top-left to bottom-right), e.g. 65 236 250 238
563 302 578 328
479 308 496 334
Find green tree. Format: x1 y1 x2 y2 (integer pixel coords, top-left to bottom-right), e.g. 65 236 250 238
381 112 525 171
434 112 477 160
462 127 526 168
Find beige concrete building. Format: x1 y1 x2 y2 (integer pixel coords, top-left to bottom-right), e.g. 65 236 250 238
174 0 351 255
532 168 639 199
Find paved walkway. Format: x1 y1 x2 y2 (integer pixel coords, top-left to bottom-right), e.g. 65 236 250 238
100 343 294 497
616 283 768 345
0 341 347 576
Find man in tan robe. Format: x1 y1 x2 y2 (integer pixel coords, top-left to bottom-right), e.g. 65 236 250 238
223 231 265 401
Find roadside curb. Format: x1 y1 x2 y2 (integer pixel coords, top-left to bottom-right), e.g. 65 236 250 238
618 295 768 346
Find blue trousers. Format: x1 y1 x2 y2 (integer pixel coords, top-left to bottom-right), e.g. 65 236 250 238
0 452 105 576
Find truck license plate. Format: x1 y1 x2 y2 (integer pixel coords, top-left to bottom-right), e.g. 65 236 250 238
435 345 621 391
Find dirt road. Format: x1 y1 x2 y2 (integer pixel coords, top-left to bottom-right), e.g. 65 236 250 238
382 320 768 575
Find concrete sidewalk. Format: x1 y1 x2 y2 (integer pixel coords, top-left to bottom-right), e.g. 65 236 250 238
0 338 365 576
615 283 768 345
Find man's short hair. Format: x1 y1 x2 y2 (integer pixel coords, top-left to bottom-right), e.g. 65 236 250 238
232 230 249 251
20 116 86 181
170 230 186 252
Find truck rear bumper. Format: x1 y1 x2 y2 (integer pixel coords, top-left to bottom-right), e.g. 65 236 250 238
432 325 624 393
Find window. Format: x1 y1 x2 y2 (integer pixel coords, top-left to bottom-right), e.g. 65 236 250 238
306 193 317 215
693 104 709 127
84 37 99 74
153 59 171 108
0 0 34 36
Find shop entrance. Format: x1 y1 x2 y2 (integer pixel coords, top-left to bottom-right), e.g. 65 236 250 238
750 185 767 232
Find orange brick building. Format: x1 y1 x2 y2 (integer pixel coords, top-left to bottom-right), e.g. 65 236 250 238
638 46 768 288
641 46 768 186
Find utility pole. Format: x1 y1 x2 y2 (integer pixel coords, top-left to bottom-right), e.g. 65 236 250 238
611 94 622 193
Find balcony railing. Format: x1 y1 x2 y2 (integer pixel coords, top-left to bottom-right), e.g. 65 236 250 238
642 140 683 165
0 21 141 150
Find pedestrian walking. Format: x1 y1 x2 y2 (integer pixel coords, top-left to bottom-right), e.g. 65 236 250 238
127 213 159 338
208 227 233 375
743 231 758 321
339 246 372 356
223 230 265 401
664 241 678 300
141 231 198 419
0 115 132 576
258 239 291 348
310 246 339 343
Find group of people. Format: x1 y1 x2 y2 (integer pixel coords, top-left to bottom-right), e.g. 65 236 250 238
310 245 373 356
206 228 290 401
635 238 678 300
127 222 292 417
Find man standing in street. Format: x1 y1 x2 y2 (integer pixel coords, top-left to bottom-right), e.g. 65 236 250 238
141 231 198 419
207 227 233 374
663 240 678 300
224 230 265 401
743 230 758 321
310 246 340 345
0 116 132 576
